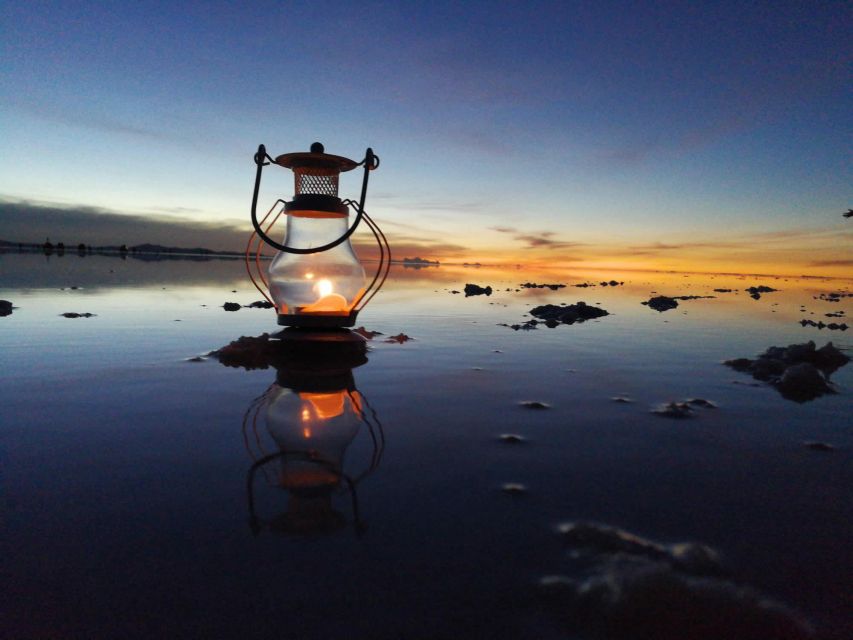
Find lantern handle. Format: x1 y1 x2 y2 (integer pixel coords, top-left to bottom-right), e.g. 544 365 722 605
250 144 379 255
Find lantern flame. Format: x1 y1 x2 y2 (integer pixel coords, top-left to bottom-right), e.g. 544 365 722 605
317 279 333 297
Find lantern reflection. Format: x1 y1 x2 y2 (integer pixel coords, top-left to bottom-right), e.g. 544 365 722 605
243 332 384 537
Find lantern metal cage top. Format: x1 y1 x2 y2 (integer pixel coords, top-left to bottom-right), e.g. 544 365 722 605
245 142 391 327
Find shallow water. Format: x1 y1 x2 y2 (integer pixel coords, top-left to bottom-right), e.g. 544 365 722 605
2 252 851 639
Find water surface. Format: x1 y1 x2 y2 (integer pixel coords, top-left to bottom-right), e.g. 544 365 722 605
2 253 851 639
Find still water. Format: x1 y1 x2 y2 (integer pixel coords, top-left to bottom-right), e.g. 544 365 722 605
2 253 851 639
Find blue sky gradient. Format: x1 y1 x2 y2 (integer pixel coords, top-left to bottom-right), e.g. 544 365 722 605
1 1 850 272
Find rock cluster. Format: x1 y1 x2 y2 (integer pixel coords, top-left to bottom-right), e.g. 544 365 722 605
745 285 778 299
464 283 492 296
815 292 851 302
641 295 715 312
652 398 717 418
800 319 848 330
520 282 565 290
725 341 849 402
538 522 814 640
530 302 609 327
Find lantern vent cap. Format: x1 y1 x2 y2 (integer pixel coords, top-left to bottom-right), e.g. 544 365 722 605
274 142 358 175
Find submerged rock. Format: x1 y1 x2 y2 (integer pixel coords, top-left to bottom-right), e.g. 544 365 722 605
724 341 849 401
686 398 717 408
643 296 680 312
246 300 274 309
803 441 835 452
385 333 412 343
777 363 832 401
0 300 13 317
652 398 717 418
464 283 492 296
499 433 526 444
520 282 565 290
520 400 550 409
353 326 383 340
529 301 609 325
745 285 778 300
223 302 241 311
501 482 527 494
643 295 716 312
540 522 813 640
652 401 694 418
800 319 848 330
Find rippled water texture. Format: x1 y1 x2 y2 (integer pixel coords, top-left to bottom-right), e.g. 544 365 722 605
2 253 851 639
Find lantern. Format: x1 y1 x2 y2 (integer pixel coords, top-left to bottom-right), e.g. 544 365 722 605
243 332 384 536
246 141 390 328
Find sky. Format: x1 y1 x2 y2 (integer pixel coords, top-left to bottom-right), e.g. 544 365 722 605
1 1 851 276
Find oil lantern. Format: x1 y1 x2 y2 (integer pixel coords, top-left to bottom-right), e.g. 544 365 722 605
247 142 390 328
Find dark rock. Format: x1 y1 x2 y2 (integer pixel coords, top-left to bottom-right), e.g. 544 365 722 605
724 358 753 372
814 342 850 371
686 398 717 408
520 282 565 290
354 326 383 340
529 301 609 325
209 334 273 369
246 300 274 309
777 363 833 401
726 341 848 402
520 400 550 409
464 283 492 296
714 288 733 293
543 522 813 639
750 358 786 380
385 333 412 343
499 434 526 444
745 285 778 300
186 356 206 363
0 300 13 317
61 312 96 318
803 441 835 452
801 318 848 330
643 296 679 312
652 402 693 418
611 396 633 403
223 302 241 311
501 483 527 494
555 522 722 575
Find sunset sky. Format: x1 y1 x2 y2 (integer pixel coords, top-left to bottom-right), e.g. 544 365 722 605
2 1 850 276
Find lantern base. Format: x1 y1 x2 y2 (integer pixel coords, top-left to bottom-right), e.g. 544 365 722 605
277 310 359 328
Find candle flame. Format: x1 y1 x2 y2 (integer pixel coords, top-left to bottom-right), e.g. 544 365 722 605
317 279 333 297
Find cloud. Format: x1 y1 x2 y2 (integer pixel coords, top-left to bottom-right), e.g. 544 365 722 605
514 234 584 250
0 197 473 259
0 198 248 251
3 96 175 142
490 226 517 234
809 259 853 268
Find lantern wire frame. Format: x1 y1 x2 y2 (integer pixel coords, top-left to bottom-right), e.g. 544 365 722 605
244 199 391 315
